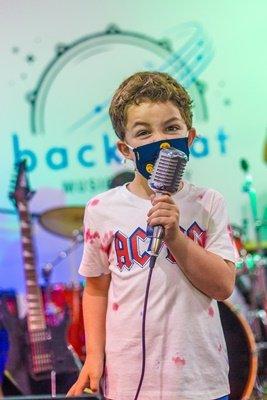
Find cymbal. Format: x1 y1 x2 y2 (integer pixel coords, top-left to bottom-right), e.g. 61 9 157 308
39 207 84 238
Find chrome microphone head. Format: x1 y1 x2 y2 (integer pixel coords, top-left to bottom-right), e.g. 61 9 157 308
148 148 188 194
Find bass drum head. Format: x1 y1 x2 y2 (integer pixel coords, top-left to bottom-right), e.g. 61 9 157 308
218 301 258 400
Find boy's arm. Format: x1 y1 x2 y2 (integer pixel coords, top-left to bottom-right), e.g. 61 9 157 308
67 274 111 396
83 274 111 357
147 193 236 301
166 233 235 301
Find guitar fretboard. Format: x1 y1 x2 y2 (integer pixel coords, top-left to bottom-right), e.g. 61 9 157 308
29 330 53 374
17 200 47 333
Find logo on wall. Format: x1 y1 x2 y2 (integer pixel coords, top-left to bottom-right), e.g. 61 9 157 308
28 23 212 136
14 23 216 199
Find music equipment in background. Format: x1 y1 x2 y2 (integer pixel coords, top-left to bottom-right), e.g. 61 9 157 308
36 169 136 358
2 160 80 397
0 290 17 397
218 301 258 400
231 158 267 395
40 226 85 360
44 284 85 361
39 206 84 239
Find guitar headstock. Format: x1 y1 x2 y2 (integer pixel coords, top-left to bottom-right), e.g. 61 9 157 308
9 159 34 208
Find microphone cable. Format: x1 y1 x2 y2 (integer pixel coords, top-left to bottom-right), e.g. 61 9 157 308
133 255 157 400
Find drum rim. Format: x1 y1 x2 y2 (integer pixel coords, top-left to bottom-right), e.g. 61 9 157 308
224 300 258 399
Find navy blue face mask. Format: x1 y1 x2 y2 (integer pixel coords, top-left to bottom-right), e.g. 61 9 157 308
127 137 189 179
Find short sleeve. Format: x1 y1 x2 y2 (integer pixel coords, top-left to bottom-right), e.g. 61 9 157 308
205 193 239 263
78 202 111 277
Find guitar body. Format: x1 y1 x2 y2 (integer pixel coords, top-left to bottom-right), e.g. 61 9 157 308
2 305 79 396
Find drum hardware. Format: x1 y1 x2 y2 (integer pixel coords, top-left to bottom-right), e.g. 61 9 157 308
257 342 267 351
41 231 85 361
42 228 83 284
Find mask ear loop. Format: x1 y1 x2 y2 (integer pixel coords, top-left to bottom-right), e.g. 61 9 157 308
121 142 136 170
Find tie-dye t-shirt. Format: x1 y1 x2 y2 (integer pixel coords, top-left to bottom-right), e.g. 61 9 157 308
79 181 236 400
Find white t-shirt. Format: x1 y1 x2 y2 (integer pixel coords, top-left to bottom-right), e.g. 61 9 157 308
79 181 236 400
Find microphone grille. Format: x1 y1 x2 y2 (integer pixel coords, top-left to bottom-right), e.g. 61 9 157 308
148 148 188 193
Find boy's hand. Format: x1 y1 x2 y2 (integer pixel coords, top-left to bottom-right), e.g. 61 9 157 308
66 354 104 397
147 194 181 244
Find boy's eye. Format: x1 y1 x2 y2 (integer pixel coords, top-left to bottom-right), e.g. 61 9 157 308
137 130 150 136
166 125 180 131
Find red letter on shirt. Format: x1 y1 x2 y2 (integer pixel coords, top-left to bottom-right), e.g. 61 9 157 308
114 231 132 270
130 228 150 267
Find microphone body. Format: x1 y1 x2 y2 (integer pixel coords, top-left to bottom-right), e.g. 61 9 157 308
147 148 188 257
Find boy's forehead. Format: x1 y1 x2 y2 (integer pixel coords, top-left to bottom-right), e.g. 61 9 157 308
125 100 184 128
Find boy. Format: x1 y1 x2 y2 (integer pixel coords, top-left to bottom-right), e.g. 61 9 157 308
67 72 236 400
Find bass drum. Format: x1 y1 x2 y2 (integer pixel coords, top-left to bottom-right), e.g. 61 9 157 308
218 301 258 400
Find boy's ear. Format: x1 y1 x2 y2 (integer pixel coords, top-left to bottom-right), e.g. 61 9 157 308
117 140 132 159
188 128 196 146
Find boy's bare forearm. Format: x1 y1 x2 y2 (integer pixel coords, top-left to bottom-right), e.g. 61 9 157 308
83 275 111 357
167 233 236 301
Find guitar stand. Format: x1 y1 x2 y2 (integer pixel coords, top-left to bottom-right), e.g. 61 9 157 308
50 370 56 398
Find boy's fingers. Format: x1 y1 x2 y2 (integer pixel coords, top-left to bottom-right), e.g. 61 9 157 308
89 376 100 392
66 384 76 397
67 376 90 396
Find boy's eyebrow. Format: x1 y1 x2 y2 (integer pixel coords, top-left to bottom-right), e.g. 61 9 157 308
163 117 183 124
131 121 150 128
131 117 182 129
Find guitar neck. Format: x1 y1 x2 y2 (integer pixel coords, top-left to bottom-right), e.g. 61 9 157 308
17 200 47 333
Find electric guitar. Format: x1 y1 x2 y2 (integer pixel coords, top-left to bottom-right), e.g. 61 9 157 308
2 160 80 396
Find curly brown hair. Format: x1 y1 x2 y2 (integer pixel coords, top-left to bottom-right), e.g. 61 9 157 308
109 71 193 140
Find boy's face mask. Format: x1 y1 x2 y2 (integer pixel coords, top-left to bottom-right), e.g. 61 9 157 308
126 137 189 179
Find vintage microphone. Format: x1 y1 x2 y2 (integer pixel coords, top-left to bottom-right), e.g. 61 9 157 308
133 147 188 400
147 147 188 259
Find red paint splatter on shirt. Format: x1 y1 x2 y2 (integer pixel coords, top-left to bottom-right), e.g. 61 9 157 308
84 229 100 244
100 231 114 255
100 243 112 254
89 198 100 207
172 355 186 366
208 306 214 317
112 303 119 311
197 193 204 200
